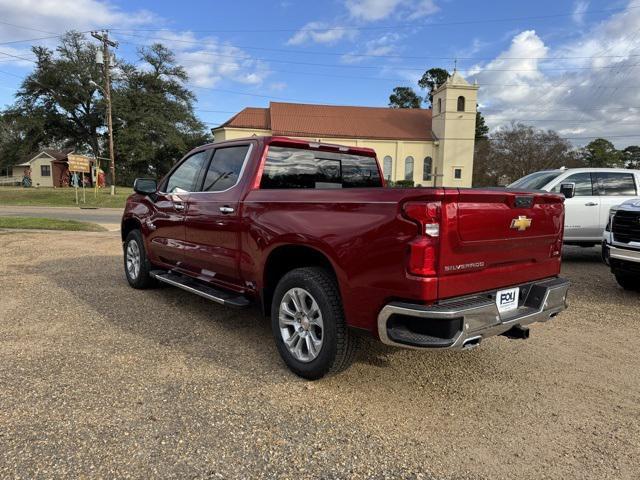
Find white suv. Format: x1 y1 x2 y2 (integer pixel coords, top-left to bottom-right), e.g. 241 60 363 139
509 168 640 246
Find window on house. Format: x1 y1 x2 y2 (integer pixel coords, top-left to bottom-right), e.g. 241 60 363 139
383 156 392 180
437 98 442 113
454 167 462 180
404 156 414 181
457 96 465 112
423 157 432 181
41 165 51 177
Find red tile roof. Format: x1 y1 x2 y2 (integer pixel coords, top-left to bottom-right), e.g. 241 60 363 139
218 102 433 141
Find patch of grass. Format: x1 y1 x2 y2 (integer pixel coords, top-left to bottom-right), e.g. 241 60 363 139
0 216 107 232
0 186 132 208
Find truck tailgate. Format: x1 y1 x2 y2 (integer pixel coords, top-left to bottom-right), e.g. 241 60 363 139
438 188 564 299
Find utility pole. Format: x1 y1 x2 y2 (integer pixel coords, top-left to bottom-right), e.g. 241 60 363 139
91 30 117 195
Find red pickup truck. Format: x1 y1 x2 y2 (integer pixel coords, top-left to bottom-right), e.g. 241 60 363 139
122 136 570 379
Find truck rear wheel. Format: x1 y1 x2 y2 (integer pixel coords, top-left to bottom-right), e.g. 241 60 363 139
271 267 357 380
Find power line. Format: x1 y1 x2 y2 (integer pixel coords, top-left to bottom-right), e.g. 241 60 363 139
109 4 640 34
116 35 640 73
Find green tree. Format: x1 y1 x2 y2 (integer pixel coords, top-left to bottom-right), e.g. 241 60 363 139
622 145 640 169
418 67 450 106
2 32 208 186
15 32 105 158
388 87 422 108
111 44 208 184
475 110 489 140
581 138 623 168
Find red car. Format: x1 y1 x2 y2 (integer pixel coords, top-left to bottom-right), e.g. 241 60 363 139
122 136 570 379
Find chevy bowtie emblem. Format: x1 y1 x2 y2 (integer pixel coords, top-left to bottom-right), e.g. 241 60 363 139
510 216 532 231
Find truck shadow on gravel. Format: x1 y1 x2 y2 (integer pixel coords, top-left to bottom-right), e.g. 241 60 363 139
37 253 512 387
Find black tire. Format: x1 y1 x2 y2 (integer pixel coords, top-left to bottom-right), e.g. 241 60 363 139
615 273 639 291
271 267 357 380
123 230 156 289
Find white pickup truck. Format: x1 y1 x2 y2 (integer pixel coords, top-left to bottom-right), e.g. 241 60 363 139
509 168 640 246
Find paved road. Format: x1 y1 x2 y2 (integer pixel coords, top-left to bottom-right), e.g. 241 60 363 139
0 205 123 230
1 233 639 479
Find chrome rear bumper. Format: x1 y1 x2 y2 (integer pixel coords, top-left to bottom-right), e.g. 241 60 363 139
377 277 570 350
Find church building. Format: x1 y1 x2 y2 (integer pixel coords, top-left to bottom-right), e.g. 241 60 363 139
212 71 478 187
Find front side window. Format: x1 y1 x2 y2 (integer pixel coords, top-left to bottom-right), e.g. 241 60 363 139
457 96 465 112
593 172 637 196
404 156 414 181
383 156 392 180
165 150 209 193
202 145 250 192
454 167 462 179
423 157 432 181
41 165 51 176
551 172 594 196
260 146 381 189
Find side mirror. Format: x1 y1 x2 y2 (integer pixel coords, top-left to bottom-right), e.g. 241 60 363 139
559 182 575 199
133 178 157 195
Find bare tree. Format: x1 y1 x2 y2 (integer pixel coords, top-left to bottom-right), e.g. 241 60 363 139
473 123 582 187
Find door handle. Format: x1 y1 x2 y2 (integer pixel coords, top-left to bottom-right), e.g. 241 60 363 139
585 202 598 206
174 202 185 211
219 206 235 214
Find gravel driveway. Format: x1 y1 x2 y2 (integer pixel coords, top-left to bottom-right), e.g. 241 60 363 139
1 231 638 479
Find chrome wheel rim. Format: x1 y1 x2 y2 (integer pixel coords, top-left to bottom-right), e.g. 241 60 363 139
279 288 324 363
126 240 141 280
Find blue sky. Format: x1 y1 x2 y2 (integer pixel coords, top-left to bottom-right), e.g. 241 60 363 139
1 0 639 147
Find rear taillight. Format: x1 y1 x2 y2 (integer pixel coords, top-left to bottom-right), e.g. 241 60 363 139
403 201 441 276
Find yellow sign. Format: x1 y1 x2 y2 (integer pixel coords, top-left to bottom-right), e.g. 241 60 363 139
67 154 91 173
510 216 532 231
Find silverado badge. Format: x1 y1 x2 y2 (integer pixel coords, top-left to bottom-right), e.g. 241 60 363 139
510 216 532 231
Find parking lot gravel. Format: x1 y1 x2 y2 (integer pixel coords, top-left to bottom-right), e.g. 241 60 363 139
1 230 639 479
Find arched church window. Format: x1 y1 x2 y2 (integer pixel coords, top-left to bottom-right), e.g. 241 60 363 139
457 96 465 112
423 157 432 181
437 98 442 113
404 156 414 181
383 156 392 180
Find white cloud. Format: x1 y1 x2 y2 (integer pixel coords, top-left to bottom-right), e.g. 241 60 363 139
147 31 271 88
572 0 590 25
467 1 640 147
345 0 438 22
0 1 271 88
286 21 354 46
287 0 438 45
341 32 403 63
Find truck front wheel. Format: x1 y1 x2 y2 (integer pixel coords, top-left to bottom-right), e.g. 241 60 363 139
124 230 157 289
271 267 357 380
615 273 639 291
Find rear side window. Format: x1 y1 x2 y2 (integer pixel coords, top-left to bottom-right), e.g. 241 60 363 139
202 145 250 192
260 146 382 189
593 172 637 196
165 151 209 193
551 172 594 196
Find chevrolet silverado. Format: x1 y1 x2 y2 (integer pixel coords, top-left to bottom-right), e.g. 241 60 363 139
122 136 570 379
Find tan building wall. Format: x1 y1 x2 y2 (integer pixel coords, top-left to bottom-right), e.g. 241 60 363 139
214 128 438 185
12 153 55 187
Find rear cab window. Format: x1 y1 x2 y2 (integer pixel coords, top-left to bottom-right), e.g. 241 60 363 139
260 146 382 189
